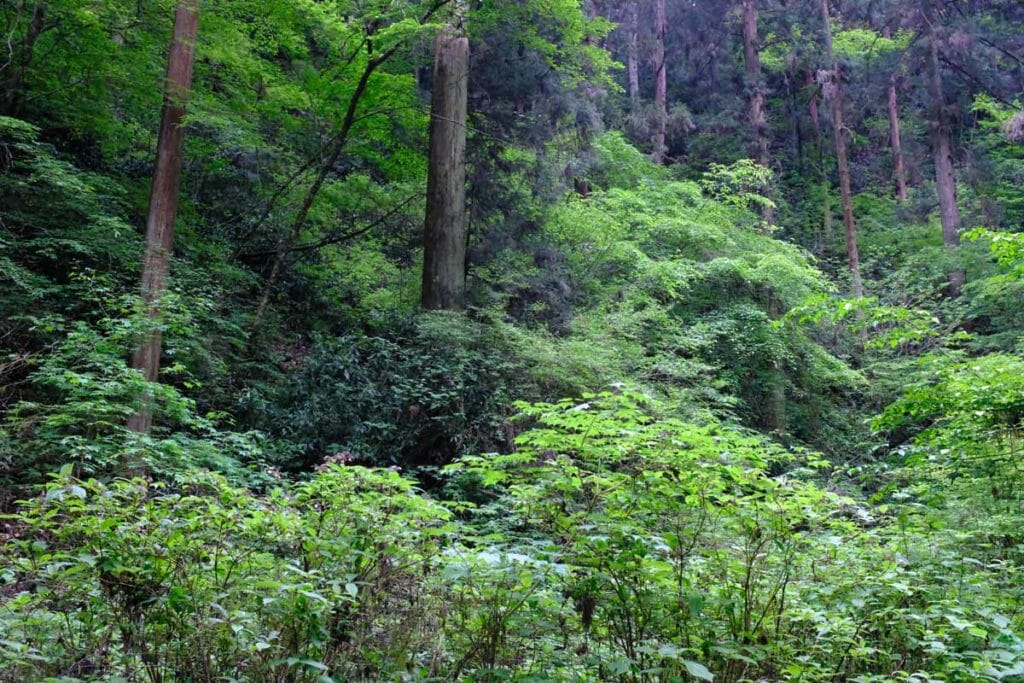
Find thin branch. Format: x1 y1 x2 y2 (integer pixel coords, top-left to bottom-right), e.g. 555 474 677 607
240 193 418 258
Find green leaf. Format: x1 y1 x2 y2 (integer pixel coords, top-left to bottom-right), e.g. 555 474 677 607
684 660 714 681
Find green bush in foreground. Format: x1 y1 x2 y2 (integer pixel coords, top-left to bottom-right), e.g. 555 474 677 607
3 392 1022 682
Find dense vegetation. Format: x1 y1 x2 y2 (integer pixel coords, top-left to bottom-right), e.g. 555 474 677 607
2 0 1024 680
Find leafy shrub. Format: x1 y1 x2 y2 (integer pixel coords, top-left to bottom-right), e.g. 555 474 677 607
1 466 453 682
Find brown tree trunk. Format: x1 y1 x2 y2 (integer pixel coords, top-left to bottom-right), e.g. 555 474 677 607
627 1 640 106
741 0 773 223
807 69 833 251
888 77 909 202
742 0 769 168
784 66 804 175
128 0 200 435
923 2 964 296
421 28 469 310
1 3 47 116
651 0 667 163
820 0 863 297
884 28 909 203
765 290 787 436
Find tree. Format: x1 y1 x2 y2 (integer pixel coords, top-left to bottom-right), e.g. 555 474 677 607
651 0 667 163
128 0 200 434
819 0 863 297
421 24 470 310
742 0 769 169
251 0 451 329
884 27 909 202
1 2 48 116
922 0 964 296
741 0 773 223
627 1 641 106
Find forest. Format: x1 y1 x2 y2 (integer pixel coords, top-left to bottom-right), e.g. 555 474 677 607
2 0 1024 680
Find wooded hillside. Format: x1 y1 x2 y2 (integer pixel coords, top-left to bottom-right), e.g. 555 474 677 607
2 0 1024 680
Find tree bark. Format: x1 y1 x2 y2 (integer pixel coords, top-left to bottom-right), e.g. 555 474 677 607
651 0 667 163
421 28 470 310
884 28 909 203
742 0 769 168
923 2 964 296
820 0 863 297
1 3 47 116
128 0 200 434
806 69 833 252
741 0 773 223
627 1 640 106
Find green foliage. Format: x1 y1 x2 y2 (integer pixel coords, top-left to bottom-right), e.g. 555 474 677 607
1 311 265 487
5 0 1024 679
251 312 522 469
6 394 1023 681
1 465 454 681
442 392 1024 680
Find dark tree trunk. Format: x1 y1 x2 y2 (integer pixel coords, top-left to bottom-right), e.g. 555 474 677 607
884 28 909 202
807 69 833 251
128 0 200 434
784 65 805 175
627 1 640 106
923 2 964 296
888 76 909 202
820 0 863 297
421 28 470 311
742 0 769 168
741 0 773 223
651 0 667 163
1 3 47 116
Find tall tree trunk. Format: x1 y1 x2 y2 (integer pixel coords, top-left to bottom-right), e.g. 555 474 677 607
742 0 769 168
765 288 787 436
786 66 802 175
884 28 909 203
784 66 804 175
651 0 667 163
888 76 909 202
421 27 469 310
627 1 640 106
741 0 773 223
128 0 200 435
820 0 863 297
1 3 46 116
807 69 833 252
923 2 964 296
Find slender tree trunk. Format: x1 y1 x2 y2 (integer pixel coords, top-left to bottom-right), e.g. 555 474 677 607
251 1 450 328
785 67 804 175
742 0 769 168
820 0 863 297
128 0 200 434
651 0 667 163
923 2 964 296
627 1 640 106
888 77 909 202
421 27 469 310
741 0 773 223
765 289 787 435
1 3 46 116
807 69 833 251
884 28 909 203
